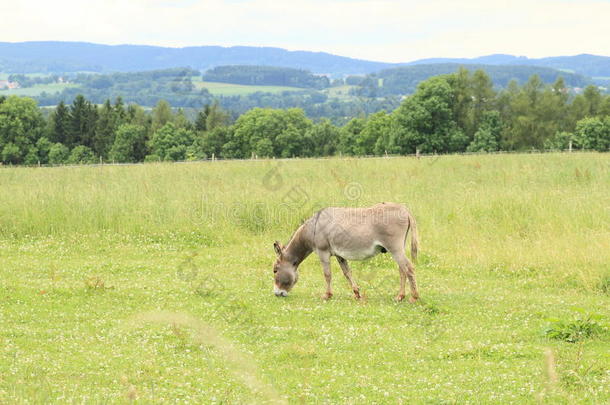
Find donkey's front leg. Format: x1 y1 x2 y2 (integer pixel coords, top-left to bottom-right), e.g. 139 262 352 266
336 256 361 299
318 251 333 300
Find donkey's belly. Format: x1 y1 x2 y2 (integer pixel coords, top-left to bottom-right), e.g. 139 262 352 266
332 241 385 261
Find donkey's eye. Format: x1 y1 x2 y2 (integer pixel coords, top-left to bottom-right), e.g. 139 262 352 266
273 269 278 274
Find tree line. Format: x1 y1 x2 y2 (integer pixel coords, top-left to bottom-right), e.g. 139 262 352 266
1 69 609 165
349 63 590 98
203 66 330 89
32 68 391 121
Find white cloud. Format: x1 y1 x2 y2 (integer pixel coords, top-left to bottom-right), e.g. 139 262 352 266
0 0 609 62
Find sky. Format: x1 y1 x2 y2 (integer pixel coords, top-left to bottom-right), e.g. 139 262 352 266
1 0 609 62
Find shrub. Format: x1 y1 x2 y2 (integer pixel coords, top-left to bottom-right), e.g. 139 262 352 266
48 143 70 164
68 145 96 164
544 309 607 343
109 124 147 163
1 143 21 164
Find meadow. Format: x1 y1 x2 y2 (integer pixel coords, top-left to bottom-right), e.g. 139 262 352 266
193 79 301 96
0 83 78 97
0 153 609 403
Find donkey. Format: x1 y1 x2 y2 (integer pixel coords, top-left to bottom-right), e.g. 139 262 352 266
272 202 419 302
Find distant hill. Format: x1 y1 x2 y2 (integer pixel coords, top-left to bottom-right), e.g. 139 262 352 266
0 41 395 76
352 64 590 97
203 65 330 89
407 54 610 78
1 41 609 80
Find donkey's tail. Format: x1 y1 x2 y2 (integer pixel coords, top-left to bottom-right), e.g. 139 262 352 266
407 211 419 262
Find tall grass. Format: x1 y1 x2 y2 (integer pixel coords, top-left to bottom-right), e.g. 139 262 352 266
2 154 608 277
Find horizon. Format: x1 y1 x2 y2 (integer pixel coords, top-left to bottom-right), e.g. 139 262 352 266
2 0 609 63
2 40 608 65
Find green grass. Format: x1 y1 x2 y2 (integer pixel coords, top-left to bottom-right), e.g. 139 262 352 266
0 82 78 97
193 79 302 96
1 153 609 403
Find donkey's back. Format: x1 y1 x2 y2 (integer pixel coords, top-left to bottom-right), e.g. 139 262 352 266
314 202 417 261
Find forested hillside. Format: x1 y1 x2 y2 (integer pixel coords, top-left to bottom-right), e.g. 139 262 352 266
351 64 590 97
203 66 330 89
1 42 610 79
0 42 394 75
407 54 610 78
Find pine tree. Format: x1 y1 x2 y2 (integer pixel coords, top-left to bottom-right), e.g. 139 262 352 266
50 101 70 144
69 95 97 149
94 99 117 158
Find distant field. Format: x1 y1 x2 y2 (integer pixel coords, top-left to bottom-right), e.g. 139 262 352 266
324 84 357 100
0 72 63 80
0 82 78 97
0 153 608 403
193 79 302 96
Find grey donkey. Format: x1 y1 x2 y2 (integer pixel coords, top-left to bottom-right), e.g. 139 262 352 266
272 202 419 302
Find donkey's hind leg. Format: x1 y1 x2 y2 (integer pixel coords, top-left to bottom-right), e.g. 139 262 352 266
390 250 419 303
336 256 361 299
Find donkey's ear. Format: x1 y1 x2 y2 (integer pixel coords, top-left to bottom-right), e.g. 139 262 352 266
273 241 283 256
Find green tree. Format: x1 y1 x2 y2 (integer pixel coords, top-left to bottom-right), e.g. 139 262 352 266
469 69 496 136
23 146 40 165
68 145 96 164
113 96 127 122
94 99 118 158
392 76 466 153
49 101 70 144
467 111 502 152
357 111 391 155
338 117 365 155
147 122 194 161
574 117 609 151
232 108 312 158
189 126 232 159
152 100 173 131
500 75 551 150
544 131 575 151
127 104 150 127
69 95 97 149
1 143 21 164
36 137 52 164
582 85 602 116
109 124 148 163
276 124 305 158
0 96 45 164
204 102 231 131
48 143 70 164
305 119 339 156
194 104 211 131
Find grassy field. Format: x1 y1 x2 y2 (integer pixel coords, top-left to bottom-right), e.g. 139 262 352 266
193 79 302 96
0 153 609 403
324 84 358 100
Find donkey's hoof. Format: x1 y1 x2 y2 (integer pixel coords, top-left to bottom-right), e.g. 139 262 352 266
353 289 361 300
409 296 419 304
395 293 405 302
322 292 333 300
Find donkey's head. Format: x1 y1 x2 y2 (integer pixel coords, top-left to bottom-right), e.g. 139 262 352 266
272 241 299 297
